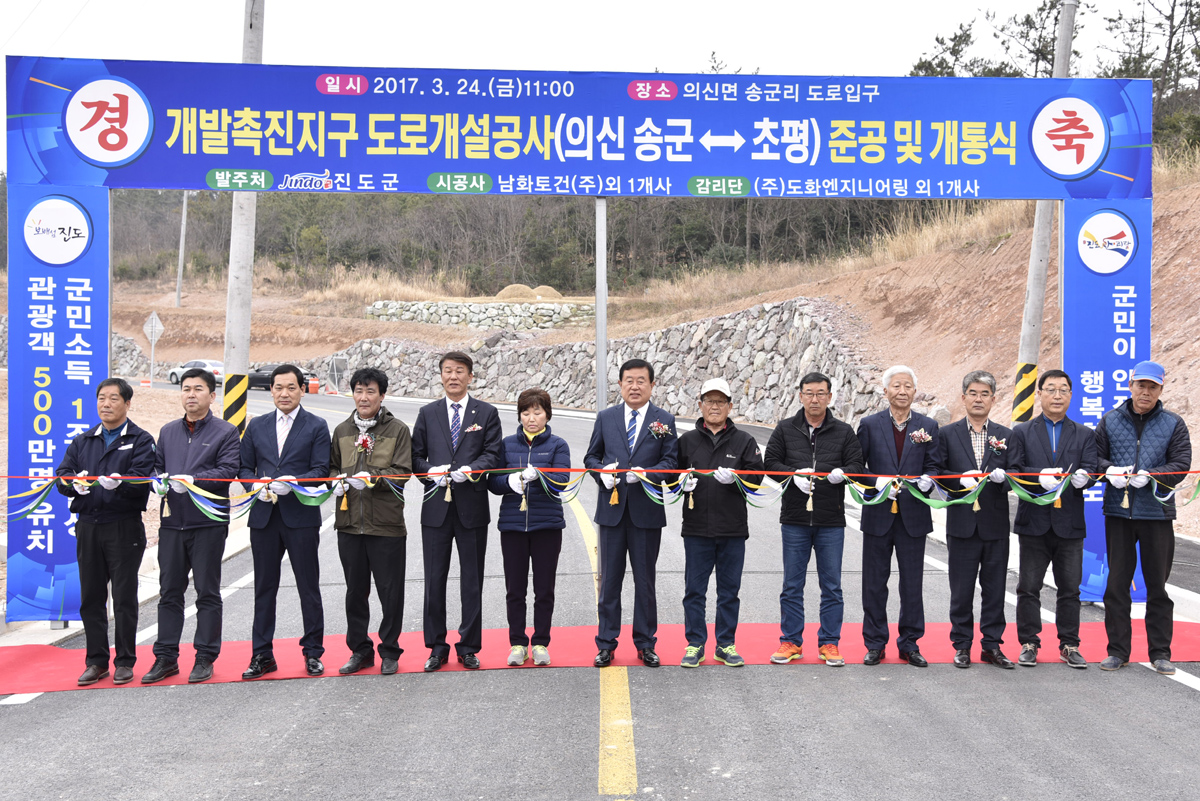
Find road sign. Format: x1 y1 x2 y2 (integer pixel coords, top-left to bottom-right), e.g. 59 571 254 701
143 311 164 344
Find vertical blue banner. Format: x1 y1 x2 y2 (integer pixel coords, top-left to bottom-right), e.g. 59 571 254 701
1062 197 1152 603
6 183 111 621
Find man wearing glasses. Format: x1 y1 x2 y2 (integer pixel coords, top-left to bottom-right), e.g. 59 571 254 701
1008 369 1097 668
764 372 863 667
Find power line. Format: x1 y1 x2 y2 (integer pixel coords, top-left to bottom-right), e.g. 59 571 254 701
46 0 91 51
2 0 45 48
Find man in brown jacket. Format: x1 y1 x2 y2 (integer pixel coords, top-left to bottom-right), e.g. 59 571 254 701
330 367 413 675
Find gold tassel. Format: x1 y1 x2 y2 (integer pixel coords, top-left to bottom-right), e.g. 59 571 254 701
1121 488 1129 509
340 493 348 511
162 502 172 518
688 492 694 509
445 482 452 503
520 480 528 512
806 493 813 512
891 499 899 514
972 498 980 512
609 485 619 505
1054 496 1062 508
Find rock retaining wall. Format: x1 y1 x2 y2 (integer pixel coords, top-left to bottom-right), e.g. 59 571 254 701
366 300 595 331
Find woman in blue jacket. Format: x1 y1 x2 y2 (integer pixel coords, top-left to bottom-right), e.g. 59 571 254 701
488 388 571 666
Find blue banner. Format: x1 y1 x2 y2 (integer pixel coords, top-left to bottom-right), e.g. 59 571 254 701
8 56 1151 200
6 184 111 621
1062 198 1152 603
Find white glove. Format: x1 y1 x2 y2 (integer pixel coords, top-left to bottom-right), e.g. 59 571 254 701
256 485 274 501
154 472 170 496
521 465 538 482
429 464 451 488
874 475 898 500
1129 469 1152 489
626 467 647 484
916 474 934 493
333 481 347 497
72 471 91 495
507 473 524 494
97 473 121 491
450 465 472 484
988 468 1007 484
348 471 370 490
1038 467 1059 491
1070 468 1090 490
713 467 736 485
1104 465 1129 489
959 470 982 490
600 462 618 490
794 468 814 495
827 467 846 485
682 475 699 492
269 475 296 495
169 474 193 494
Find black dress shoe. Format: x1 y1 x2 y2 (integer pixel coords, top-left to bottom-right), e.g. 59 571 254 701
637 648 660 668
424 653 448 672
141 657 180 684
594 649 614 667
899 650 928 668
458 653 481 670
381 658 399 675
113 666 135 685
305 657 325 676
339 652 375 675
242 654 278 680
863 648 885 666
981 648 1016 669
188 659 214 683
77 665 110 686
953 649 972 669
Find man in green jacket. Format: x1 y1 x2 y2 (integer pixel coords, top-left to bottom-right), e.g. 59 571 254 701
330 367 413 675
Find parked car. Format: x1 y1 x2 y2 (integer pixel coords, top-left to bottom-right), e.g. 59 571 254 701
168 359 224 385
247 363 317 392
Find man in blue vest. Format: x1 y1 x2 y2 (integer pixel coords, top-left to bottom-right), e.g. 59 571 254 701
1095 361 1192 676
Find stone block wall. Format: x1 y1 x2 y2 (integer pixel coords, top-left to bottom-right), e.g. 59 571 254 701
366 300 595 331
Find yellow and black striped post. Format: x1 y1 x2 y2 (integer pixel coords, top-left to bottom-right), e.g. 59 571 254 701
1011 363 1037 423
222 373 249 436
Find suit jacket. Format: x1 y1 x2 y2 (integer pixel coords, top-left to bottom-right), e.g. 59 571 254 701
934 418 1012 540
856 408 941 537
238 405 331 529
1009 414 1098 538
411 396 504 528
583 402 679 529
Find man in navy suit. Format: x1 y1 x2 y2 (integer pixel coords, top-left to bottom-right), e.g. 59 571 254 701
934 370 1014 669
584 358 679 668
238 364 331 679
411 351 504 672
1008 369 1097 669
857 365 941 667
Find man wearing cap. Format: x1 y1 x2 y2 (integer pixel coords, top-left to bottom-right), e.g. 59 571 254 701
676 378 765 668
764 371 863 667
1095 361 1191 675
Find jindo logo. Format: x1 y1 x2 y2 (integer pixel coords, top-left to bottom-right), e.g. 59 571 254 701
63 77 154 167
1077 210 1136 275
24 196 93 266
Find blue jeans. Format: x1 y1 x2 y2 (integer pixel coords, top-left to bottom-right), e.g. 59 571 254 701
682 536 746 647
780 525 845 647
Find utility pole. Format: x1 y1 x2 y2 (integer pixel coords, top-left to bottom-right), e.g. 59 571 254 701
1012 0 1078 423
174 190 188 308
595 197 608 411
221 0 264 434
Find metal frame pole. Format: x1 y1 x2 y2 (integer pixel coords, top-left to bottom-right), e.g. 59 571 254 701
595 197 608 411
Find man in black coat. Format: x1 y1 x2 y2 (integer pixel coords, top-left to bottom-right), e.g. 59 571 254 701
55 378 155 687
763 371 863 667
934 370 1014 669
411 351 504 671
1008 369 1097 669
676 378 764 668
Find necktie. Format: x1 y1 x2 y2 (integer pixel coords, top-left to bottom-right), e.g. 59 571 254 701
627 409 638 451
278 413 292 457
451 403 462 450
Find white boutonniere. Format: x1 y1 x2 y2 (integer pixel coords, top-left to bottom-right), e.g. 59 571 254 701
909 428 932 444
988 436 1007 454
463 423 483 433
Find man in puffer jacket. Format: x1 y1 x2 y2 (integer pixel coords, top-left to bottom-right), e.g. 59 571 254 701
488 388 571 667
1095 361 1191 676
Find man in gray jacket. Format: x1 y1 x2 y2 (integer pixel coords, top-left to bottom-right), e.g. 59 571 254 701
142 369 241 684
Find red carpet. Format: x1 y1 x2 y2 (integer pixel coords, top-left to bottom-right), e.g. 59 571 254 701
2 621 1196 694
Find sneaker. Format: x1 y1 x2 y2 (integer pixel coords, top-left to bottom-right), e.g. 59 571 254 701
1099 655 1128 671
1018 643 1038 667
770 642 803 664
714 644 745 667
1152 658 1176 675
531 645 551 666
818 644 845 667
680 645 704 668
1059 645 1087 669
507 646 528 666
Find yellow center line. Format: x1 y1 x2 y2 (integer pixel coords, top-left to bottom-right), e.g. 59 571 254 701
568 497 639 798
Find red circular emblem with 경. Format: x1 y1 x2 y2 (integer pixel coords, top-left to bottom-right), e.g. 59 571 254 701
63 76 154 168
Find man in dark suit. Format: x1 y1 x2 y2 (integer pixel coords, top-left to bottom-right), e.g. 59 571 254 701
934 370 1014 669
584 358 679 668
411 351 504 671
238 364 331 679
1008 369 1097 669
857 365 940 667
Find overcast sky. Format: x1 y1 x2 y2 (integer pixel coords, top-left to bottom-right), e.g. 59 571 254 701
3 0 1127 171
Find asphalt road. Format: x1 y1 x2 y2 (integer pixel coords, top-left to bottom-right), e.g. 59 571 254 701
3 391 1199 800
